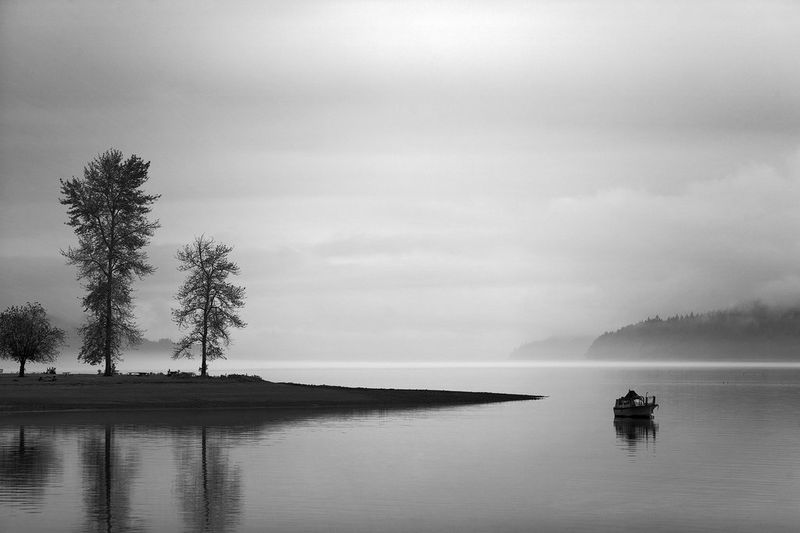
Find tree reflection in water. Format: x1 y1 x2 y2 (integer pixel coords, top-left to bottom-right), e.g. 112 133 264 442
80 425 144 532
0 425 62 510
174 425 243 533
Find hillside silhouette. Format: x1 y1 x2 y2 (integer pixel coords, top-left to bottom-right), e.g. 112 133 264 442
586 303 800 361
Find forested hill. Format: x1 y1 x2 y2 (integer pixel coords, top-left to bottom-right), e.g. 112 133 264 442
586 305 800 361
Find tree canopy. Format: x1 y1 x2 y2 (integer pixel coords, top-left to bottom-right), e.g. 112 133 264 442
0 302 65 377
172 235 246 376
60 149 160 375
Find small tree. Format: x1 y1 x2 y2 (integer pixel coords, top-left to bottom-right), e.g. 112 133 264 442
60 149 160 375
0 303 66 377
172 236 246 376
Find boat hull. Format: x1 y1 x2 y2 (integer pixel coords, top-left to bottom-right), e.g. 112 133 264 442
614 405 656 419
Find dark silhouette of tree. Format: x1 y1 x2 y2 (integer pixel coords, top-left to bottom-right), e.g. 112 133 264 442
172 236 246 377
0 302 65 377
60 149 160 376
80 425 143 532
0 426 62 508
174 426 242 532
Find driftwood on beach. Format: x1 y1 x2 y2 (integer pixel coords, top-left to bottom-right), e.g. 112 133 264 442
0 374 543 413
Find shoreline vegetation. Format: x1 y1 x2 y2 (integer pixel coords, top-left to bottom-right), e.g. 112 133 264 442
0 373 543 413
512 304 800 362
586 304 800 361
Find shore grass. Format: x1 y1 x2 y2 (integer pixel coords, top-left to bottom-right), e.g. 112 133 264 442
0 373 543 413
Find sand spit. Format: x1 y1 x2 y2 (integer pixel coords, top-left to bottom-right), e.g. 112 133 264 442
0 374 543 413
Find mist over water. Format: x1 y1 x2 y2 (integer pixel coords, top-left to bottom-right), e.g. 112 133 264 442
1 365 798 532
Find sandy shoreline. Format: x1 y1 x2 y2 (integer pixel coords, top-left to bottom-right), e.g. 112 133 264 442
0 373 543 413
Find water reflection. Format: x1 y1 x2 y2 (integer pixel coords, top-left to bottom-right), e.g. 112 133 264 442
614 419 657 456
0 426 62 509
174 426 242 533
80 425 144 532
1 368 798 533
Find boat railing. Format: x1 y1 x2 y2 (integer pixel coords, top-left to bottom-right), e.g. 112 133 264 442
615 394 657 407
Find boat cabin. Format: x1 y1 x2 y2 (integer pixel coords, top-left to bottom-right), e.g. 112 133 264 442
615 389 656 408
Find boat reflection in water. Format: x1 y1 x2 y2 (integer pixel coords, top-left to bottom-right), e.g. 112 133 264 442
614 418 658 456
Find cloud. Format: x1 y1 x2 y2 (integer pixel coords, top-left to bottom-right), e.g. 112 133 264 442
3 1 800 361
10 149 800 360
521 150 800 326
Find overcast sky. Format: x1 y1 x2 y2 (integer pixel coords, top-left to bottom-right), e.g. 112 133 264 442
2 0 800 363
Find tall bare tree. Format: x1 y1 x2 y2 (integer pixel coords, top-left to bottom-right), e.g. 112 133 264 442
0 302 65 377
172 236 246 376
60 149 160 376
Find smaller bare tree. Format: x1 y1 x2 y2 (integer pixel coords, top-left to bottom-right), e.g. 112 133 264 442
172 236 246 376
0 303 66 377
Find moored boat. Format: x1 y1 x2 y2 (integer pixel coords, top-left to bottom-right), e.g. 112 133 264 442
613 389 657 418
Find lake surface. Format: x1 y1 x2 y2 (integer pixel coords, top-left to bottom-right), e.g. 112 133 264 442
1 365 798 532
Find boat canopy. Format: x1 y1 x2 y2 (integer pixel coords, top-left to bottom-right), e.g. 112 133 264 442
622 390 643 400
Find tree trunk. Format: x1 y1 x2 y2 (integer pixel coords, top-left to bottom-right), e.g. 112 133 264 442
105 261 113 377
201 322 208 377
18 357 26 377
201 296 209 378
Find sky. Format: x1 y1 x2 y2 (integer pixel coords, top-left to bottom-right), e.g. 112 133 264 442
1 0 800 365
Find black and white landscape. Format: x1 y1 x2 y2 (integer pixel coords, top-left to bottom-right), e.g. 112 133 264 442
1 2 799 532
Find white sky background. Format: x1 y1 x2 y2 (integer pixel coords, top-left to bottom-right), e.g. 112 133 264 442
1 0 800 363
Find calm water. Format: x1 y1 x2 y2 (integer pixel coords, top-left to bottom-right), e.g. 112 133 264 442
1 365 798 532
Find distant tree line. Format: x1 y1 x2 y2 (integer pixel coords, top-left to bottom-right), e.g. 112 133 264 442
587 303 800 361
0 148 246 377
